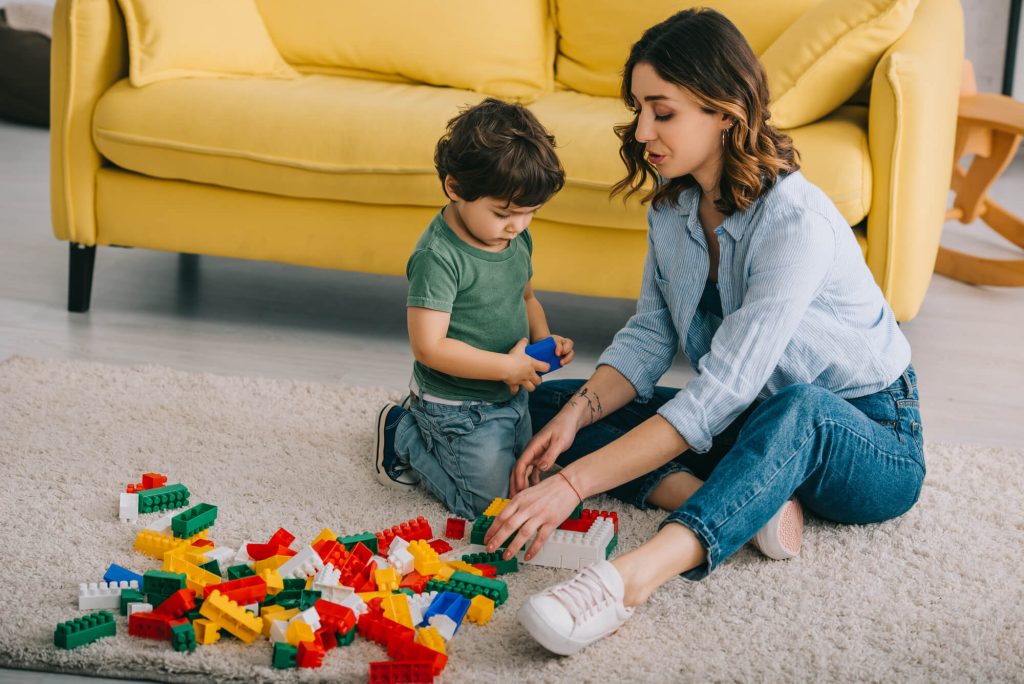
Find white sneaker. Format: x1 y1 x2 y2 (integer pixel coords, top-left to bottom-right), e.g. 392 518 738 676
518 560 634 655
751 497 803 560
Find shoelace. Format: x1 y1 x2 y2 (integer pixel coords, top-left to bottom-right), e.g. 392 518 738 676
550 566 613 624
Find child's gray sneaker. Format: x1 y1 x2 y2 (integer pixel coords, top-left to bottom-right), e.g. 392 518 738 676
374 402 419 489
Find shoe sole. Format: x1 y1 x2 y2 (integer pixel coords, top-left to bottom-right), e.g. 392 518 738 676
518 599 586 656
374 403 416 490
753 498 804 560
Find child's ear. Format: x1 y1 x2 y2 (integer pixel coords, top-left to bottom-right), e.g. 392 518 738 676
443 176 463 202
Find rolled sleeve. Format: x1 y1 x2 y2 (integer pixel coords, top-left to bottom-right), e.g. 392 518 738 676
658 208 837 452
597 232 679 402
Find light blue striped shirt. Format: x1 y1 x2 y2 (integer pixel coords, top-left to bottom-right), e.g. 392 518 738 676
597 171 911 453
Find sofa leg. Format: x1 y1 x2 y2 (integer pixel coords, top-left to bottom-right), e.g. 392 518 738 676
68 243 96 313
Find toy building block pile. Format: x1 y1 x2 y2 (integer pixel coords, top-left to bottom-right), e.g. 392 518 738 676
55 472 620 681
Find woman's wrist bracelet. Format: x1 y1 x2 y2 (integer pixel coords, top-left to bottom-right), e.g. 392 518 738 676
557 470 583 504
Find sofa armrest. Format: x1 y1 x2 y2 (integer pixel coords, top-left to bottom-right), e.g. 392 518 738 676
50 0 127 244
867 0 963 321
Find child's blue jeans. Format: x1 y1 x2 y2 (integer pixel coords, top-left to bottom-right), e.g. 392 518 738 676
530 366 925 579
395 390 531 520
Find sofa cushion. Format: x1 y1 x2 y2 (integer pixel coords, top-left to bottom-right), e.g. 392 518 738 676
254 0 553 102
553 0 819 98
93 76 871 231
116 0 297 88
762 0 920 128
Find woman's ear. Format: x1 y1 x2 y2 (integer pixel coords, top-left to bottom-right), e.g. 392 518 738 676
443 176 463 202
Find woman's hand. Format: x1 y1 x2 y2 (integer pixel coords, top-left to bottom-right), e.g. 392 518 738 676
484 472 582 561
510 409 580 496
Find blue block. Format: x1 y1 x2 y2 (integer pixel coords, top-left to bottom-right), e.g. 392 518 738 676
421 592 471 634
103 563 143 585
525 336 562 375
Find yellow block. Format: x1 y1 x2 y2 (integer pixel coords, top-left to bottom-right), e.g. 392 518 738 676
252 554 290 573
312 527 337 546
162 555 220 592
382 594 413 629
375 567 400 592
258 569 284 595
133 529 189 560
482 498 510 518
260 605 298 637
286 620 315 645
199 590 264 644
467 595 495 625
416 626 446 655
445 560 482 576
434 565 455 582
192 618 221 645
408 540 441 576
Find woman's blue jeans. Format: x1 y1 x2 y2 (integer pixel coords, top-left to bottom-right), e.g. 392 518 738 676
529 366 925 579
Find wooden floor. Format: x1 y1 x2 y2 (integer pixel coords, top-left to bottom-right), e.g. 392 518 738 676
2 119 1023 453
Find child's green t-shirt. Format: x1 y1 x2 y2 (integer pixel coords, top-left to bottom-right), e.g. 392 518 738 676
406 210 533 403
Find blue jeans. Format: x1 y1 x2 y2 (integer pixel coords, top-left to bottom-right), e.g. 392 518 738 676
396 390 531 520
530 366 925 579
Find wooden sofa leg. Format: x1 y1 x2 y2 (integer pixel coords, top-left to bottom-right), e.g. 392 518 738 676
68 243 96 313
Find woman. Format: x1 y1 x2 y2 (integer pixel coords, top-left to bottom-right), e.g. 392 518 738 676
483 8 924 656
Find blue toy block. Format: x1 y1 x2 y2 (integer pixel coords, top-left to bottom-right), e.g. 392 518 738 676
420 591 471 634
103 563 143 585
525 336 562 375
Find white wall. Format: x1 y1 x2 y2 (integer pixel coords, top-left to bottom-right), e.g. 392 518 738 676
962 0 1016 95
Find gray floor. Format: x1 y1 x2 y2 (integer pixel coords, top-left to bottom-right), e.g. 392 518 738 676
1 118 1023 680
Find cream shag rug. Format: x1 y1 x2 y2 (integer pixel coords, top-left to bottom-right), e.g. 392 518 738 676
0 355 1021 683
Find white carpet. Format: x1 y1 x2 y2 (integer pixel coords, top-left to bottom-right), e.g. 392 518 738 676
0 355 1021 683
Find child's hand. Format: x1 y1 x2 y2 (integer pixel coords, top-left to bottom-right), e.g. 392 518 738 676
552 334 575 366
503 338 549 394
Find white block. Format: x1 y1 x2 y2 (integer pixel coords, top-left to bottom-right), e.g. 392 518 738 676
204 546 236 568
388 548 414 576
128 601 153 615
370 554 391 570
119 493 139 523
243 602 259 617
312 581 354 605
334 592 367 618
278 545 324 579
269 619 290 644
291 606 321 631
233 541 256 565
429 614 458 641
313 563 341 587
407 591 437 628
79 580 139 610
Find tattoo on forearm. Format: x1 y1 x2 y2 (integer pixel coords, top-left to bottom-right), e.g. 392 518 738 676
570 387 603 426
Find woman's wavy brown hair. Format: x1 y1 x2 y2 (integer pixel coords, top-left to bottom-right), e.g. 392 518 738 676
611 8 799 214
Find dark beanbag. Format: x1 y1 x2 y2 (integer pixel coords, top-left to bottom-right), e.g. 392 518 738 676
0 9 50 127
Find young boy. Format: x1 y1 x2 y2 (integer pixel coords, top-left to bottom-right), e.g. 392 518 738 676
373 98 574 520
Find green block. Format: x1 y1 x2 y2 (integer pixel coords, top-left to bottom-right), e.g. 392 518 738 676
199 559 221 577
282 578 307 591
470 516 495 545
336 626 356 646
143 570 186 596
606 534 618 558
54 611 116 649
138 483 190 514
273 642 298 668
274 588 302 609
119 589 145 616
227 564 255 581
170 621 197 652
337 531 378 555
462 551 518 575
298 589 322 611
396 587 415 597
425 572 508 607
171 503 218 538
147 592 172 608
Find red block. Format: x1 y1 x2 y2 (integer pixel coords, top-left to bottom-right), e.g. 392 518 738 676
472 563 497 578
153 588 196 617
191 538 215 548
268 527 296 548
369 661 435 684
315 626 338 652
444 517 466 540
388 637 448 675
128 611 176 640
399 570 430 594
313 539 346 567
314 599 356 634
203 576 267 605
426 539 452 555
581 509 619 533
141 473 167 489
247 543 296 561
297 640 325 668
357 612 414 648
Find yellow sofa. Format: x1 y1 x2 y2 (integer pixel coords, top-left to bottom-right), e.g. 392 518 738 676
51 0 963 320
